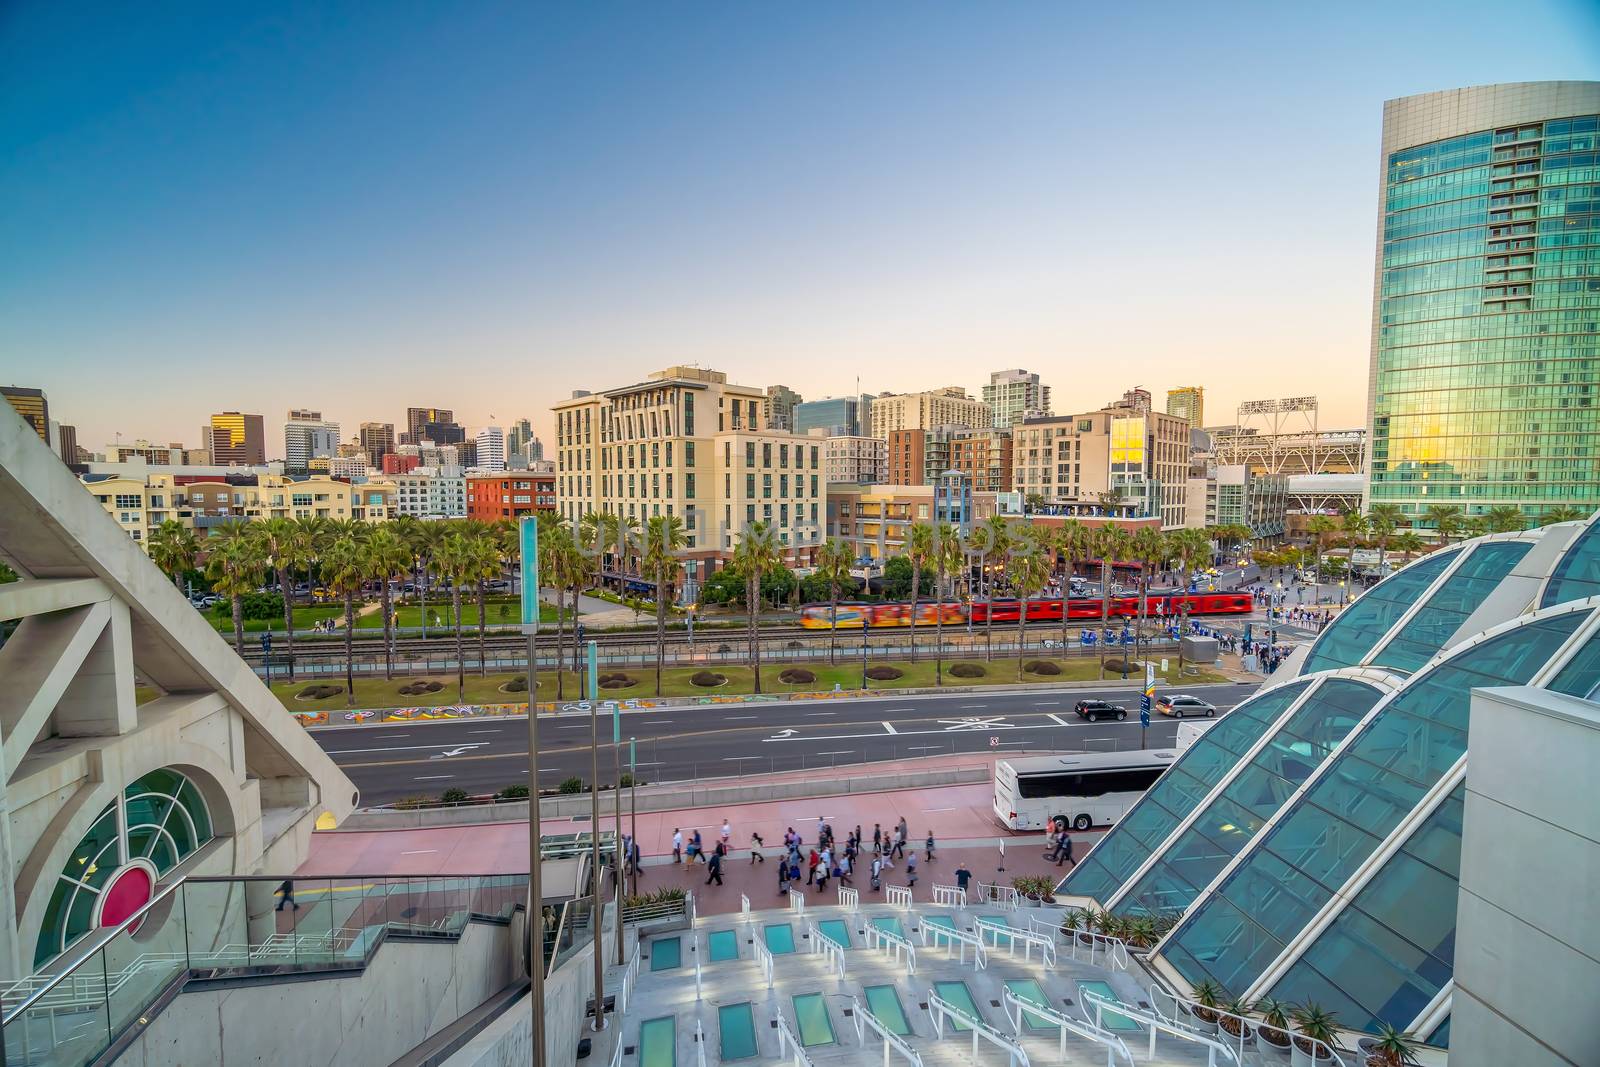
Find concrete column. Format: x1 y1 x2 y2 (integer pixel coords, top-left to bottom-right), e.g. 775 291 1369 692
54 600 136 737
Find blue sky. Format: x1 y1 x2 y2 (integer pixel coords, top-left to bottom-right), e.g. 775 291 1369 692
3 2 1598 454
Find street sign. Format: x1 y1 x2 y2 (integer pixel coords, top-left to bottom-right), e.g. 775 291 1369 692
519 517 540 634
1140 708 1151 729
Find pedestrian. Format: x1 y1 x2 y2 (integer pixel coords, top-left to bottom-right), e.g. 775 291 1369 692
872 823 882 853
631 837 643 877
870 856 883 892
954 862 972 896
807 848 820 885
275 879 298 912
672 828 683 864
721 819 732 849
838 849 853 886
705 849 723 886
777 856 789 896
750 831 766 864
905 851 918 887
892 824 906 860
691 829 704 864
815 860 829 894
788 859 801 887
925 831 936 861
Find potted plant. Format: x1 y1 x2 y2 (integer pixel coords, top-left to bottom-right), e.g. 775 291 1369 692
1289 1003 1340 1067
1360 1024 1420 1067
1122 916 1158 950
1218 995 1254 1047
1077 907 1102 946
1253 997 1292 1052
1184 979 1223 1035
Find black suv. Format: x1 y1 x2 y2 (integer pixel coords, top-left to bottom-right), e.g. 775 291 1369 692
1074 699 1128 722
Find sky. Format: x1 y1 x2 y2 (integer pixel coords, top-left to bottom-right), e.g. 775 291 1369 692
3 2 1598 458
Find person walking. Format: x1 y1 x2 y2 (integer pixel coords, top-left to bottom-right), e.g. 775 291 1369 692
806 848 820 885
750 831 766 864
705 848 723 886
630 836 643 877
777 855 789 896
691 829 705 865
275 879 298 912
672 828 683 864
905 851 918 887
721 819 732 850
870 856 883 892
891 822 906 860
815 858 829 894
954 862 972 896
872 824 883 854
925 830 936 862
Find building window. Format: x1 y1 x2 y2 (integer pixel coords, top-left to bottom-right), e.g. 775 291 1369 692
114 494 142 509
763 474 773 498
685 442 695 466
685 473 696 499
745 442 756 466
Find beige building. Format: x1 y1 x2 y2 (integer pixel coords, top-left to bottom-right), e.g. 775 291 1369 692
826 484 998 562
821 433 887 485
867 386 991 439
1012 401 1190 529
552 366 823 577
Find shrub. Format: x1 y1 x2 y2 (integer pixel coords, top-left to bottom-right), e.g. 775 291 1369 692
215 591 285 621
392 795 435 810
949 663 986 678
600 675 635 689
495 785 530 800
1101 658 1143 676
439 788 469 804
398 679 446 695
865 666 903 681
619 773 635 788
1024 660 1062 676
778 668 816 684
558 777 584 794
296 684 344 700
690 670 725 688
425 681 444 693
502 676 529 693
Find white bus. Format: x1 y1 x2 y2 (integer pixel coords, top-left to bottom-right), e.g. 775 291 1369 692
994 751 1177 832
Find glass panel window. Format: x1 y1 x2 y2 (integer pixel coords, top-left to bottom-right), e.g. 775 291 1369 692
1374 542 1531 671
1303 552 1458 673
1542 521 1600 606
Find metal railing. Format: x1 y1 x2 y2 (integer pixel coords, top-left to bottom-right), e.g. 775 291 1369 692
1000 987 1132 1067
693 933 703 1000
695 1017 707 1067
754 937 774 989
806 923 847 982
931 884 967 908
1079 988 1241 1067
622 894 692 926
2 873 526 1067
917 920 986 971
975 917 1055 967
1148 985 1347 1066
618 945 641 1016
774 1008 815 1067
837 886 858 911
861 922 917 975
850 996 925 1067
929 992 1031 1067
788 888 806 915
974 881 1019 909
885 885 913 908
1027 915 1129 970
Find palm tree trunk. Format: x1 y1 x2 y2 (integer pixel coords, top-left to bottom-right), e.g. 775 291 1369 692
380 583 394 680
477 586 488 677
1059 558 1070 661
909 564 920 662
453 588 465 702
934 567 945 687
655 583 666 697
556 586 566 701
983 564 995 662
1016 607 1028 682
278 565 296 682
232 595 245 657
749 576 762 694
1100 561 1111 680
419 564 429 641
828 584 838 666
344 593 356 706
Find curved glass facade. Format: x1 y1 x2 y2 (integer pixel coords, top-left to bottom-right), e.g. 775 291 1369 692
1301 551 1458 673
1370 111 1600 526
1160 609 1589 1001
1370 540 1532 672
1541 519 1600 606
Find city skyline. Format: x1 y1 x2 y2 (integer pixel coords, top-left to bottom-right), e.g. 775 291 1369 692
5 3 1598 452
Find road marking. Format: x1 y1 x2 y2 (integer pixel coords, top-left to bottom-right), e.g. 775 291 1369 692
651 720 674 724
727 716 758 721
559 725 589 730
1037 702 1061 707
881 722 898 734
816 750 854 755
770 729 799 739
415 775 453 781
468 729 502 734
803 711 837 717
906 745 943 752
924 807 957 813
939 716 1012 731
325 742 488 755
1046 714 1071 726
723 756 760 761
400 849 438 855
375 733 412 739
960 704 985 709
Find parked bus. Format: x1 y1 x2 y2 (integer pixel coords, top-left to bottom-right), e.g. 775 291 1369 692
993 750 1176 832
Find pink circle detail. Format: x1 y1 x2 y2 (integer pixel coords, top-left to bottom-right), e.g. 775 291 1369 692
99 865 154 928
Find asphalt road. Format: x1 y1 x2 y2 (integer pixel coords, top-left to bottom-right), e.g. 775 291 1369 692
313 680 1264 805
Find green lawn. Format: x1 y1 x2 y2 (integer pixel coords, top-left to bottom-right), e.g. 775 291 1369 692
353 599 563 630
270 654 1230 711
206 605 345 634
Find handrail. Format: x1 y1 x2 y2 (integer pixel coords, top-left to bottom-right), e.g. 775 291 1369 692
619 945 641 1016
837 886 858 911
929 992 1031 1067
694 933 703 1000
740 893 751 915
975 882 1019 909
862 922 917 975
885 885 913 907
609 1026 625 1067
1079 989 1242 1067
788 888 806 914
975 917 1055 967
918 919 987 971
1027 915 1129 970
931 884 967 908
806 922 847 981
850 995 925 1067
1148 985 1346 1066
1002 987 1133 1067
774 1007 816 1067
754 935 774 988
696 1017 707 1067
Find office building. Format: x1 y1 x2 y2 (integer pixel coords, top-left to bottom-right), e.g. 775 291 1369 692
505 417 534 459
283 409 340 473
1165 386 1204 427
763 384 803 431
474 426 506 471
947 428 1014 493
793 394 871 437
1013 399 1189 528
526 435 544 462
868 386 990 439
1367 82 1600 527
402 406 453 445
1185 461 1288 538
358 421 395 467
1058 513 1600 1059
821 433 887 486
393 472 466 519
466 472 557 521
207 411 266 466
55 423 82 464
826 483 999 562
552 366 823 579
1 386 49 441
982 368 1052 428
382 452 420 476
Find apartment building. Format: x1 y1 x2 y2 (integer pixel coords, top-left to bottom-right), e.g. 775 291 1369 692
826 484 998 563
982 369 1051 429
394 472 466 519
887 429 928 485
763 385 803 431
948 429 1014 493
867 386 990 438
1185 463 1288 538
466 472 557 521
822 434 887 485
1012 401 1189 529
552 366 822 578
1165 386 1204 427
284 409 340 473
359 422 395 467
474 426 506 471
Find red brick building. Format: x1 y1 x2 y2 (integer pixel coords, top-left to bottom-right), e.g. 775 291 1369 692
382 453 420 475
466 472 556 521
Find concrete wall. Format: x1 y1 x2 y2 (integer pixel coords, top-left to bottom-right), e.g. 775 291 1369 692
1453 686 1600 1067
445 939 596 1067
118 919 518 1067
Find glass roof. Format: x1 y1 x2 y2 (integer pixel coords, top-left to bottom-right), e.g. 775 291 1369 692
1542 520 1600 607
1371 541 1532 673
1301 551 1459 674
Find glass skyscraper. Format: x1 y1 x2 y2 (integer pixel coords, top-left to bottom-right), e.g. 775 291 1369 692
1367 82 1600 526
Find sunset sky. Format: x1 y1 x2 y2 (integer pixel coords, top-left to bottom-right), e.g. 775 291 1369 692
4 2 1598 455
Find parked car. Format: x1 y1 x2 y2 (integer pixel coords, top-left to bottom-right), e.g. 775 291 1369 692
1156 694 1217 719
1074 699 1128 722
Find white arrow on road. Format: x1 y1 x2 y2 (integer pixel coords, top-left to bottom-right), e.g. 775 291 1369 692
769 729 800 739
430 743 489 759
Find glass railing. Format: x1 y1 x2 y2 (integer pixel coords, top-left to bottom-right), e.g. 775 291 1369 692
1 873 527 1067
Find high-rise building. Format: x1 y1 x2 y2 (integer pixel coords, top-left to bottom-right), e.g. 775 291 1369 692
527 436 544 462
1368 82 1600 526
947 429 1014 493
474 426 506 471
1 386 49 442
793 395 871 437
56 424 81 465
403 406 454 445
982 369 1052 429
887 429 928 485
763 385 803 431
208 412 266 466
359 422 395 467
821 434 887 485
1165 386 1204 427
283 409 340 473
506 418 534 458
868 387 990 439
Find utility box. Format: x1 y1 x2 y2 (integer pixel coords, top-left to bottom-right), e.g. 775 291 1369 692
1181 635 1220 669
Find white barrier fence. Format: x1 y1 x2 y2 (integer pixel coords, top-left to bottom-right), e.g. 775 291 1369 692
755 937 775 989
851 996 925 1067
917 921 987 971
693 933 703 1000
974 881 1019 909
788 888 806 915
1001 987 1133 1067
696 1017 707 1067
807 922 847 981
1027 915 1129 970
774 1008 816 1067
619 945 642 1015
930 884 968 908
1079 988 1243 1067
838 886 858 911
929 992 1031 1067
885 885 913 908
862 922 918 975
975 917 1056 967
1147 985 1347 1066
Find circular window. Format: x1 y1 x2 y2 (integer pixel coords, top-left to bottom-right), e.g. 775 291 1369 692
34 768 213 968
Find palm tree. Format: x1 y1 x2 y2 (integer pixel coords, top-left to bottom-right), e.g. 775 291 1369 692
205 520 264 657
1168 528 1210 670
1462 514 1490 540
363 527 412 680
905 523 935 662
1367 503 1406 574
147 519 199 593
1388 530 1425 563
1006 532 1052 681
255 517 311 680
812 538 856 666
1305 514 1339 579
1483 505 1527 534
1092 523 1133 676
977 515 1012 661
1129 527 1173 668
404 520 450 637
932 524 962 686
731 522 784 694
1539 505 1590 526
1420 503 1464 545
1339 508 1370 549
320 535 366 706
1052 520 1088 654
467 532 504 679
434 532 475 702
642 514 687 696
580 510 615 592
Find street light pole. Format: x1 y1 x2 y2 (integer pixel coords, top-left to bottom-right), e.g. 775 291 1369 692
588 662 605 1033
518 518 545 1067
